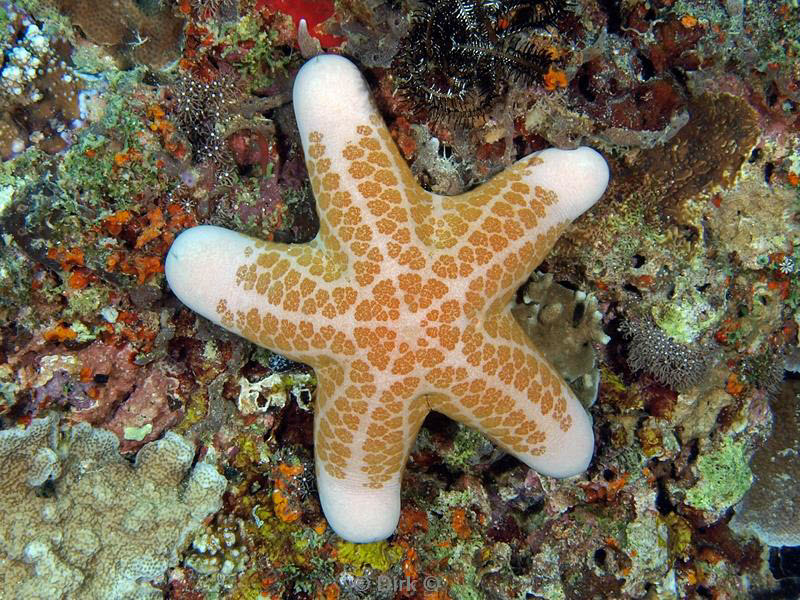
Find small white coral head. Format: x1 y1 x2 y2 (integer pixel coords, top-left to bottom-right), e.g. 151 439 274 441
297 18 323 59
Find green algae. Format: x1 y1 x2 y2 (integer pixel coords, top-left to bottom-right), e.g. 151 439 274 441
336 540 403 573
685 437 753 513
662 512 693 561
124 423 153 441
220 14 296 92
57 118 154 211
64 286 109 321
411 489 488 599
624 510 669 574
650 285 723 344
175 389 210 434
443 424 490 472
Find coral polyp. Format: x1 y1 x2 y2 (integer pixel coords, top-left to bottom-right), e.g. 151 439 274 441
620 317 713 392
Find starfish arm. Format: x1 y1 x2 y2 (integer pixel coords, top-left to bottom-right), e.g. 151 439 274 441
314 360 428 542
429 313 594 477
165 225 351 361
293 54 437 274
425 147 609 314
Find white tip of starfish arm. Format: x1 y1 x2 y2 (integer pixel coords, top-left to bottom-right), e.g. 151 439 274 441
317 467 401 543
293 53 370 119
530 146 610 222
538 404 595 478
293 54 376 155
165 225 250 325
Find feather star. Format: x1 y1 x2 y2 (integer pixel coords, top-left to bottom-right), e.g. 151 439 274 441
166 54 609 542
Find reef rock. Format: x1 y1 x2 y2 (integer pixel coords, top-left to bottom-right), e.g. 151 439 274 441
0 414 227 599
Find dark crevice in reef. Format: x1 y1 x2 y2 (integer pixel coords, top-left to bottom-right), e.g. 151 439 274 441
597 0 622 35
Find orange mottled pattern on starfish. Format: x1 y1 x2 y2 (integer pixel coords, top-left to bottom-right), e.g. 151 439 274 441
214 119 574 488
164 54 608 542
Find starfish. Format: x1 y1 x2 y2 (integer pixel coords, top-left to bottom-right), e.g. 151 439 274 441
166 54 609 542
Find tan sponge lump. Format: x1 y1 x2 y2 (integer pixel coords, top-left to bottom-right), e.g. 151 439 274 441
0 414 227 599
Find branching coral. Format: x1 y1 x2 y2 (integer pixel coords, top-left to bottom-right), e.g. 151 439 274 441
0 414 227 599
620 317 713 392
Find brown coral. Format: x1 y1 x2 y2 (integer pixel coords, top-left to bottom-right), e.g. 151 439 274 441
57 0 185 69
0 414 226 599
730 381 800 546
0 22 85 158
549 92 760 295
614 93 760 211
512 272 609 408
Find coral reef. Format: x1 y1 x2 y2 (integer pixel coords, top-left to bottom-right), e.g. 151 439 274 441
0 414 226 599
731 381 800 546
512 271 609 407
1 0 799 597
